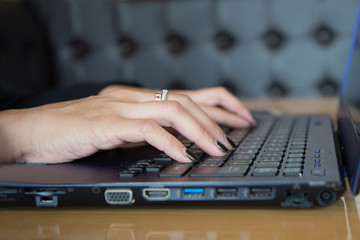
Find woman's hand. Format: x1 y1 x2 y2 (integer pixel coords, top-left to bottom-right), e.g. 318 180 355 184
0 86 255 164
100 85 256 128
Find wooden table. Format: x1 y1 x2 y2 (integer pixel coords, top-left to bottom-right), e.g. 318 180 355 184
0 97 359 240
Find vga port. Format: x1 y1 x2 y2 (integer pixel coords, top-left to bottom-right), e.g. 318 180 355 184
104 189 134 205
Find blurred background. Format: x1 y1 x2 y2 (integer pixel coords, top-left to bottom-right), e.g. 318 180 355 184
0 0 358 99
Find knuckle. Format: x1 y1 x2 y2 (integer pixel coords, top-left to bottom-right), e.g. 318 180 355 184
138 119 158 135
163 101 185 115
192 126 209 143
163 135 179 149
215 86 229 94
176 94 192 104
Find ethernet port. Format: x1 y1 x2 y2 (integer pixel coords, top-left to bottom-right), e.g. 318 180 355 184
35 195 58 207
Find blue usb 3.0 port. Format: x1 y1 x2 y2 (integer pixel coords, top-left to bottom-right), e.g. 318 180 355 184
182 188 205 198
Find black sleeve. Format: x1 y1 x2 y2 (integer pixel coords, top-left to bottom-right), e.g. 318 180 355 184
0 81 141 111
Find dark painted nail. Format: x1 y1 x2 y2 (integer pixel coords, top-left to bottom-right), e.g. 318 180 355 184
184 149 198 162
226 136 236 149
216 140 228 153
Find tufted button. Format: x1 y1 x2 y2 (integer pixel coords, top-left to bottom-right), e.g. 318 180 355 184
166 33 187 55
68 38 90 60
263 29 286 51
266 81 288 97
317 77 339 96
118 36 137 57
313 25 336 46
214 31 236 51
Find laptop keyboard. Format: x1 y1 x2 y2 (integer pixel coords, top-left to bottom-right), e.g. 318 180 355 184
119 116 309 178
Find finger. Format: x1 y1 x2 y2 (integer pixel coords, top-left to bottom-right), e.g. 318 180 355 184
167 94 235 150
178 87 256 125
199 104 253 128
113 118 197 163
114 101 229 156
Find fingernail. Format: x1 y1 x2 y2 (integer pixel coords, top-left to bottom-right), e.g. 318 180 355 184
226 136 236 149
184 148 198 162
215 140 228 153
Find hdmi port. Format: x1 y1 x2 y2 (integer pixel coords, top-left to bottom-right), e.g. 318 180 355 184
143 188 170 200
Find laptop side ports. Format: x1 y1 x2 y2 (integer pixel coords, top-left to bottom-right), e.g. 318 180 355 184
24 188 66 207
35 195 58 207
143 188 170 200
215 187 238 198
282 190 312 208
317 190 337 206
104 189 134 205
249 187 274 199
182 188 205 199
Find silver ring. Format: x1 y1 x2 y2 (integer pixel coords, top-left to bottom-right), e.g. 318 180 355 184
154 89 168 101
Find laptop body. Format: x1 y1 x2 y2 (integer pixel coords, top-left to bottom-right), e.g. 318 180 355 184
0 9 360 209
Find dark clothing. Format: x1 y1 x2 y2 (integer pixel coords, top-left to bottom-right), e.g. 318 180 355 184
0 81 139 111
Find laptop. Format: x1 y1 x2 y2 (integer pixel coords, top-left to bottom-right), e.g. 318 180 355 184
1 9 360 209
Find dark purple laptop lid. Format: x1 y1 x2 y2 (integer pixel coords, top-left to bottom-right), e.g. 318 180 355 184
338 0 360 195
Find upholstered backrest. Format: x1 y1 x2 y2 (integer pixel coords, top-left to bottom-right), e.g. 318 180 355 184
14 0 360 97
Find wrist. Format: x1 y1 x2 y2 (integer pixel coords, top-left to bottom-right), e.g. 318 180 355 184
0 110 26 164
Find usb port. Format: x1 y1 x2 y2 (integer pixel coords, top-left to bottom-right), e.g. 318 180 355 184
215 187 238 198
182 188 205 198
249 187 273 199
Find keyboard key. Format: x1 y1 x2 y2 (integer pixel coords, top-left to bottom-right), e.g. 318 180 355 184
290 145 305 149
119 170 140 178
283 168 302 176
262 152 284 157
128 164 146 172
232 154 256 160
252 168 278 177
203 153 230 162
311 168 326 177
289 149 305 153
153 157 173 162
266 143 287 147
288 153 304 158
239 145 262 150
228 159 252 166
256 161 280 168
137 159 154 165
146 164 165 172
285 162 303 168
198 162 223 168
260 156 282 162
190 165 249 177
159 164 192 177
286 158 303 163
264 147 285 152
236 150 258 155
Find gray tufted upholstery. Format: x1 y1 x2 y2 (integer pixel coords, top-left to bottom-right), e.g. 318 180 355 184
5 0 360 98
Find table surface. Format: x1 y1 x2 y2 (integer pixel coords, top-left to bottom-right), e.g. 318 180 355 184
0 97 359 240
